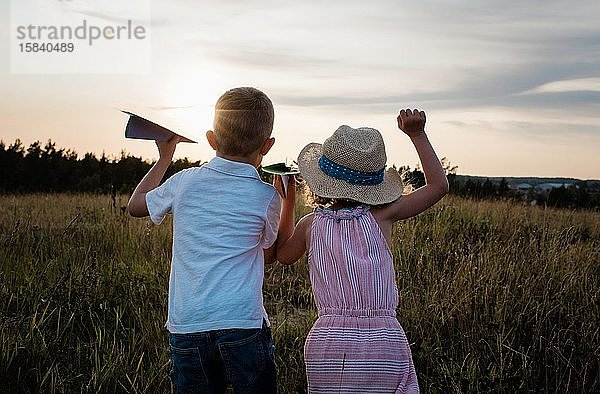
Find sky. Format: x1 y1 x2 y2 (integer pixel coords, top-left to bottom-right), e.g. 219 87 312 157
1 0 599 179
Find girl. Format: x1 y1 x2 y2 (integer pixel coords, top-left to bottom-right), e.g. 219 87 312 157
276 109 448 393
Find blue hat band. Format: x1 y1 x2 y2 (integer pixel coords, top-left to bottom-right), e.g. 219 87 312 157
318 155 384 185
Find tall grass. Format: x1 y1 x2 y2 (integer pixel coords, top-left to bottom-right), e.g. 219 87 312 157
392 197 599 392
1 194 598 392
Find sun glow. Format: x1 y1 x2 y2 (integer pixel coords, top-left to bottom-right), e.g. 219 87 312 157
158 71 223 141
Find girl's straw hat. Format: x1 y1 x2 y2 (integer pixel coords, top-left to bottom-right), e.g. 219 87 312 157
298 125 403 205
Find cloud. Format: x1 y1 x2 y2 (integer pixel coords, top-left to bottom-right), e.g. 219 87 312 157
276 94 404 107
273 62 600 113
3 0 600 177
204 45 339 71
67 9 168 27
163 0 600 118
68 10 138 25
520 78 600 94
148 105 197 111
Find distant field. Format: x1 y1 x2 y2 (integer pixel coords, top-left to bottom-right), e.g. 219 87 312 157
1 193 598 392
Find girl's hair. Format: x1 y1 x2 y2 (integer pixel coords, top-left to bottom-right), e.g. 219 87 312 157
301 168 416 209
301 181 372 209
304 188 347 208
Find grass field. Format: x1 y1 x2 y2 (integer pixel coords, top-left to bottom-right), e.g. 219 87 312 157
1 193 598 392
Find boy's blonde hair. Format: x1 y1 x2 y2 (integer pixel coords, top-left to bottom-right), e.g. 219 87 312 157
213 87 274 156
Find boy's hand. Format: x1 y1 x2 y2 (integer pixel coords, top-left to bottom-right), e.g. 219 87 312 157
128 135 181 218
156 135 181 161
397 109 426 137
273 175 296 200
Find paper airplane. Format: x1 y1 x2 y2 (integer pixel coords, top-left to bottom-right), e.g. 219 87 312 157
261 162 300 175
261 163 299 198
122 111 197 143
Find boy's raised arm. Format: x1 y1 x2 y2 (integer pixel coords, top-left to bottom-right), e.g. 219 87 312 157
271 175 309 265
274 176 314 265
276 175 296 248
263 175 295 264
127 136 180 217
381 109 449 222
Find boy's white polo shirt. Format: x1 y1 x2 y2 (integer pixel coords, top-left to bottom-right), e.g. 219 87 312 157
146 156 281 333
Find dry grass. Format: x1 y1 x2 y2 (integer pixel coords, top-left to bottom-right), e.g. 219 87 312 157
1 193 598 392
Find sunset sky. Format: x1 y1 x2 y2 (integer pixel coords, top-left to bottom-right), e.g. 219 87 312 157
1 0 599 179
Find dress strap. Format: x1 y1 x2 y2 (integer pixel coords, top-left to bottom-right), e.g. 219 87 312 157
319 307 396 318
314 205 370 222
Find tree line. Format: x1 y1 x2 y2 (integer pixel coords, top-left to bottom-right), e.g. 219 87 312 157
445 174 600 210
0 139 200 195
1 139 597 210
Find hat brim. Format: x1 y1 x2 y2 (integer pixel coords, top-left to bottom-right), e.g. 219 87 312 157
297 143 403 205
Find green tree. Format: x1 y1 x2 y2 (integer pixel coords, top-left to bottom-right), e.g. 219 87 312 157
498 178 509 196
547 186 571 208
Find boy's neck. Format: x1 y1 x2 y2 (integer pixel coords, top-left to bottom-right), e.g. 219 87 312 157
215 151 261 168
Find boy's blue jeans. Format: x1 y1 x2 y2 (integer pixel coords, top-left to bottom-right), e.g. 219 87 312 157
168 319 277 393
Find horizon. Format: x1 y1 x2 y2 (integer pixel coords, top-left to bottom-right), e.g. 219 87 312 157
2 134 599 182
2 1 600 180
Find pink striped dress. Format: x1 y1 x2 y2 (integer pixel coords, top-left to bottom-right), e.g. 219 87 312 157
305 205 419 393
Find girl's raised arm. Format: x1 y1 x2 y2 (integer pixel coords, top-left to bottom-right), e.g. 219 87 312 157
379 109 449 223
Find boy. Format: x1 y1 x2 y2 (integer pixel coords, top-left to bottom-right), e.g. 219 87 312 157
128 87 280 393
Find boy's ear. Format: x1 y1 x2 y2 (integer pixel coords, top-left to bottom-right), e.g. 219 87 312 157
206 130 218 151
260 137 275 155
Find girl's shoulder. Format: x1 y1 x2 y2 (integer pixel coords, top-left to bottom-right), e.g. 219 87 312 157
296 212 315 244
297 212 315 229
